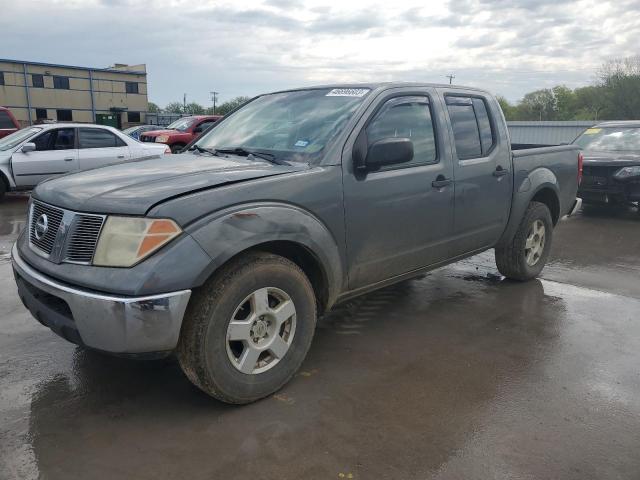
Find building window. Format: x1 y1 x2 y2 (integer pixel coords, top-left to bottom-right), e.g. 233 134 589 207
0 72 4 85
36 108 48 120
53 76 70 89
128 111 141 123
125 82 139 94
32 74 44 88
56 109 73 121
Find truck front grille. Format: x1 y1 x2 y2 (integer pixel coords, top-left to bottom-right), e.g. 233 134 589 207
65 214 105 264
28 200 106 265
140 135 155 142
29 201 64 255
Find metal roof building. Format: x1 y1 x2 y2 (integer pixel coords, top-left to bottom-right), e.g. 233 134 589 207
506 121 595 146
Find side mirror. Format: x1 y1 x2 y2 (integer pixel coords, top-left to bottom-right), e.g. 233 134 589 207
365 138 414 170
21 142 36 153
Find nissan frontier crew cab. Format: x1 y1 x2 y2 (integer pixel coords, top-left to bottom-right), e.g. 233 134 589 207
12 83 582 404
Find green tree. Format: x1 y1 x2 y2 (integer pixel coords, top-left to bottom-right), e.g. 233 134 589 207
519 89 557 120
148 102 160 113
214 96 252 116
551 85 577 120
164 102 184 114
573 85 607 121
597 56 640 119
496 95 516 120
184 102 205 114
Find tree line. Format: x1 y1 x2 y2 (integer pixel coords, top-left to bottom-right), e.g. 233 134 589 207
147 96 251 117
498 56 640 121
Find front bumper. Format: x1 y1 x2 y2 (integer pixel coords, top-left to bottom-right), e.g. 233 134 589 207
12 243 191 355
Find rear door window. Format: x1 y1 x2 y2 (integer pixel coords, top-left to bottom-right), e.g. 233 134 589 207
79 128 126 148
446 95 496 159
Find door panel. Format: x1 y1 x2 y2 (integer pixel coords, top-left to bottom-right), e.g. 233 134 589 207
78 128 131 170
443 93 513 254
342 91 455 290
11 128 79 187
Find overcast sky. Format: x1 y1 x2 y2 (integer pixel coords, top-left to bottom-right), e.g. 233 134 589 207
1 0 638 107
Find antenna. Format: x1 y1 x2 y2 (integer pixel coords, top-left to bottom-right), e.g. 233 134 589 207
446 74 455 85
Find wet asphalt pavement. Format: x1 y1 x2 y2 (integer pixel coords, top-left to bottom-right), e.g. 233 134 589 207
1 194 640 480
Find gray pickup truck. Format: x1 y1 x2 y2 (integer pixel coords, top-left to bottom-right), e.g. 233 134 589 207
12 83 582 404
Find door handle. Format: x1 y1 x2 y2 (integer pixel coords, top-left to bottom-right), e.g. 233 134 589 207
432 176 452 189
64 157 74 162
117 155 125 159
493 166 509 177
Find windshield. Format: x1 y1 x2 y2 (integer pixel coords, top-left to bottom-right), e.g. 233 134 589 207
573 127 640 152
195 88 370 162
166 118 196 131
0 127 42 151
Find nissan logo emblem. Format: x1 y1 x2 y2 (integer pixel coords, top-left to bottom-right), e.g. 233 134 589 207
34 214 49 240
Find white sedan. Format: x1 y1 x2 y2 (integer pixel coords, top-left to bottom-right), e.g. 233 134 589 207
0 123 170 199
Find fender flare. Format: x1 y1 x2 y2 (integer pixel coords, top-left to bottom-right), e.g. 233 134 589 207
186 202 345 308
497 166 560 246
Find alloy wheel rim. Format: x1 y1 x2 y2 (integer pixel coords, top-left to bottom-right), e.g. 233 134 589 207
524 219 546 266
225 287 296 374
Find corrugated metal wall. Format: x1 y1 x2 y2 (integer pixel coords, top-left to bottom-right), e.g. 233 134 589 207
507 121 595 146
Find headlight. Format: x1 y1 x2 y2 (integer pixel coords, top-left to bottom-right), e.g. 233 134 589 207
156 135 169 143
93 217 181 267
613 166 640 180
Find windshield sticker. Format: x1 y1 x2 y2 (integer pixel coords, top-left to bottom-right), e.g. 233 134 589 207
584 128 602 134
294 140 310 148
326 88 370 97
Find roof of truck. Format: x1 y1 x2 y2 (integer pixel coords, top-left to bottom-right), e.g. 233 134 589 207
268 82 490 95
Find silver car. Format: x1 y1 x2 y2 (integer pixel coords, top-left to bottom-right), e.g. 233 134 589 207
0 123 169 199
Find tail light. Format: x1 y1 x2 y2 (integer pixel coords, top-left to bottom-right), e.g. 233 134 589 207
578 152 583 185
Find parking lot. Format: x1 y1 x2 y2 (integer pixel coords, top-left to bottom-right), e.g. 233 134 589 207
1 193 639 479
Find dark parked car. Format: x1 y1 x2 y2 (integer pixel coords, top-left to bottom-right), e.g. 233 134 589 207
12 83 581 404
573 121 640 206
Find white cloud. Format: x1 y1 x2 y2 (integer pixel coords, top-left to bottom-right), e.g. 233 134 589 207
0 0 638 105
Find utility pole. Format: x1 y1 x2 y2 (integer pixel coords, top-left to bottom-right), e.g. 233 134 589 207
446 74 455 85
210 91 219 115
183 93 187 113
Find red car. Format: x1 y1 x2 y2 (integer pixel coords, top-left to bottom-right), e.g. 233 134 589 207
139 115 222 153
0 107 20 139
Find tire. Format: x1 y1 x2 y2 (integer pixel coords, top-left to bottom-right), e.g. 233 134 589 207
170 143 186 154
177 251 317 404
0 179 5 201
495 201 553 281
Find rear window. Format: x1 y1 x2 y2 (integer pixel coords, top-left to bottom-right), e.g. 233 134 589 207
0 111 16 129
79 128 126 148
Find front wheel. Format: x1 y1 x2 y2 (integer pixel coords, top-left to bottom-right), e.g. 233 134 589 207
177 251 317 404
495 201 553 281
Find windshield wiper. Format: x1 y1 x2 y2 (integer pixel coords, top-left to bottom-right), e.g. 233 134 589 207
188 145 224 156
216 147 290 165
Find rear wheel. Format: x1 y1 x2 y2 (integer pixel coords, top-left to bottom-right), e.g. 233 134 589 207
0 179 5 201
170 143 186 154
177 251 317 404
495 201 553 281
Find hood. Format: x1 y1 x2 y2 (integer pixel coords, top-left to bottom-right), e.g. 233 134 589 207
141 129 178 138
33 153 305 215
582 150 640 167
